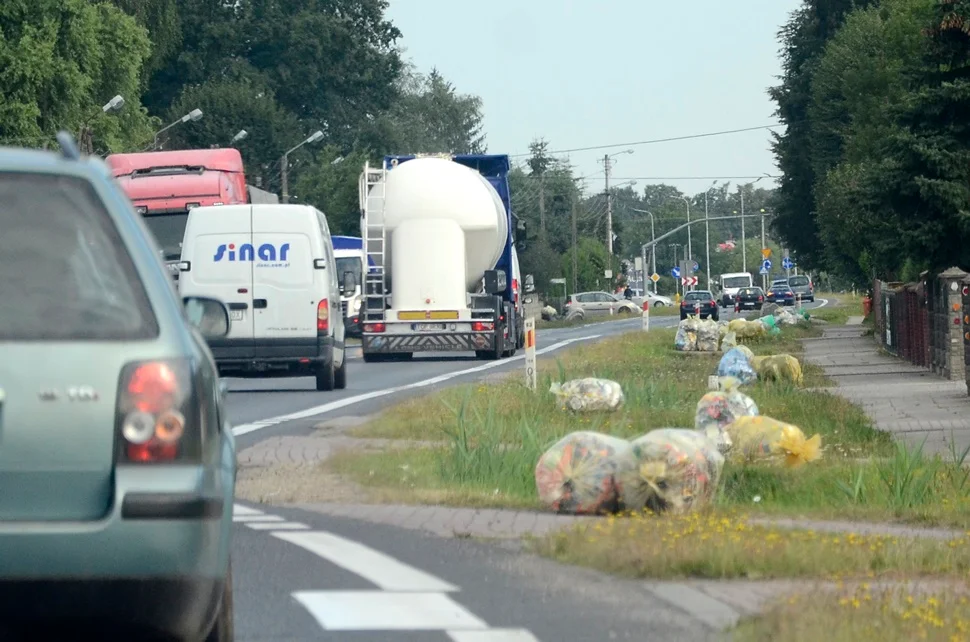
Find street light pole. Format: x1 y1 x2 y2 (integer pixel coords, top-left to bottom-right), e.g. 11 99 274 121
151 108 203 150
600 149 633 270
704 180 718 289
631 208 657 294
281 130 324 204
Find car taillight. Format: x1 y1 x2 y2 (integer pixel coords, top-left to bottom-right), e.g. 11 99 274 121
472 321 494 331
116 359 199 464
364 322 385 332
758 296 764 301
317 299 329 333
709 300 715 307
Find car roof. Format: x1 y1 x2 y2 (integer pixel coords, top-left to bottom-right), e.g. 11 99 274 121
0 145 112 179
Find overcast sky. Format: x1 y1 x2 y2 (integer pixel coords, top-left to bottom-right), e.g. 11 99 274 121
386 0 802 196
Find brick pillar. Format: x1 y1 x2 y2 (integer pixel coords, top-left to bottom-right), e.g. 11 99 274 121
938 267 968 381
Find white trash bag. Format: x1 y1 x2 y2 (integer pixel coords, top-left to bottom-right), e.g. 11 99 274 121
550 378 625 412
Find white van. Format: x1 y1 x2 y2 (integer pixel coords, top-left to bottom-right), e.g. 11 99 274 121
177 204 348 391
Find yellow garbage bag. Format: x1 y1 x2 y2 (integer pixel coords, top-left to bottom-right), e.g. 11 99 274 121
727 318 767 340
725 416 822 468
620 429 724 514
751 354 803 386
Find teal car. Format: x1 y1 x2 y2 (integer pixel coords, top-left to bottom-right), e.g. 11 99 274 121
0 134 236 641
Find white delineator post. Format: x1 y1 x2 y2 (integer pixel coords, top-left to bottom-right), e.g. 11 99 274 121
641 300 649 331
524 317 537 391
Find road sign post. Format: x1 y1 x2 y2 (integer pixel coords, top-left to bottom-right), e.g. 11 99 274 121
524 317 537 391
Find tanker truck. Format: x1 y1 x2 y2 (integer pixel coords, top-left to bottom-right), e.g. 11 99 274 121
358 154 522 362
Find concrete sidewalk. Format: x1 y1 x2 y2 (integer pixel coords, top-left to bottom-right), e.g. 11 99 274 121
801 324 970 456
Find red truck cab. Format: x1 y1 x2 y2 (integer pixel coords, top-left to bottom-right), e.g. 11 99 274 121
105 148 248 265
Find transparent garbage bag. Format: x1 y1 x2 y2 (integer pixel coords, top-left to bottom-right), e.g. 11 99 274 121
550 378 625 412
694 381 759 453
696 319 720 352
716 347 757 385
751 354 804 386
721 330 738 351
535 431 635 514
725 416 822 468
775 308 801 326
674 317 700 351
621 429 724 514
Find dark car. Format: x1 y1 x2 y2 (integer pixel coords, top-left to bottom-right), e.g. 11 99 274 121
766 284 796 306
680 290 719 321
734 287 765 311
787 274 815 302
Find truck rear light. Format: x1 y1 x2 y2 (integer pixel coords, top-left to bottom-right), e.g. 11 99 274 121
135 206 148 215
186 202 200 210
116 359 199 464
472 321 494 331
317 299 329 333
364 323 385 332
512 278 519 304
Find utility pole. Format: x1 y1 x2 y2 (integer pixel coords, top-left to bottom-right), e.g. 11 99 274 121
704 180 717 290
740 186 747 274
571 193 578 294
760 208 767 290
604 154 613 260
538 172 546 240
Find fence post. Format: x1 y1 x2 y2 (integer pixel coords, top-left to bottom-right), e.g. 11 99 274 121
938 267 968 381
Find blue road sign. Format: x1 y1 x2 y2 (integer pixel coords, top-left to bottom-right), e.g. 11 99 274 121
671 266 681 278
762 259 772 270
759 266 770 275
782 257 794 270
692 261 699 272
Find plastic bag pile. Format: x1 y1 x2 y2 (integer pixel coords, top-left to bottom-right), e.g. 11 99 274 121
550 378 625 412
534 432 634 514
727 318 767 341
674 317 700 351
694 380 759 453
725 416 822 468
622 429 724 514
752 354 804 386
716 346 758 385
696 319 720 352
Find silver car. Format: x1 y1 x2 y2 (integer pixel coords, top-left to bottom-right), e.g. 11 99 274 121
0 135 236 641
564 291 640 316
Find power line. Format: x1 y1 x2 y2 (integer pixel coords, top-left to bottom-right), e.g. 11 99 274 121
509 124 783 158
611 175 779 181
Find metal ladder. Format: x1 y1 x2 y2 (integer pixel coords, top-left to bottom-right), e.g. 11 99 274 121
361 162 387 323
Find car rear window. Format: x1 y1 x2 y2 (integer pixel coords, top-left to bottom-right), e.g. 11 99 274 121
789 276 810 286
684 292 712 301
0 172 158 341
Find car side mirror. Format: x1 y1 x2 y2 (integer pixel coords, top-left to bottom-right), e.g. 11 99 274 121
524 274 535 293
183 296 230 339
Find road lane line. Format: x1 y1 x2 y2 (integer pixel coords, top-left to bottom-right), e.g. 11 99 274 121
293 591 488 631
232 514 285 523
232 334 600 436
274 531 459 592
232 504 263 516
449 630 541 642
245 521 309 530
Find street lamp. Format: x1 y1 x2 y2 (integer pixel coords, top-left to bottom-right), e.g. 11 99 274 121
281 130 324 203
79 95 126 155
152 108 203 150
102 95 125 114
738 175 766 273
602 149 634 263
230 129 248 145
630 207 657 294
704 180 718 289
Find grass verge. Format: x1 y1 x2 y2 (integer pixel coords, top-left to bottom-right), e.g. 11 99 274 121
732 585 970 642
532 510 970 580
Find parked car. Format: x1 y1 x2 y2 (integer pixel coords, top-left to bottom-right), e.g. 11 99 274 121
680 290 720 321
0 133 236 641
766 284 796 306
641 291 673 308
564 291 640 316
734 286 765 311
787 274 815 302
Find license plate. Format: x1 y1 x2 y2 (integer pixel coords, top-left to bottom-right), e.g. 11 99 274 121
414 323 446 331
230 310 244 321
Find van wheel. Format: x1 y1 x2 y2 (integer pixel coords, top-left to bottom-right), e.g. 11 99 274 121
205 561 234 642
315 360 335 391
334 355 347 390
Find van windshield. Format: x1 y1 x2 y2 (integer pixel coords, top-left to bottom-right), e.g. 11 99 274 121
722 276 751 289
336 256 362 293
143 212 189 261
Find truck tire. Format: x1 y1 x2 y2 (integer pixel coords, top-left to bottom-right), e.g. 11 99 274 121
334 355 347 389
315 360 335 391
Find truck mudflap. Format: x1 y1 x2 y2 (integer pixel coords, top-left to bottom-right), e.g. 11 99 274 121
363 332 493 353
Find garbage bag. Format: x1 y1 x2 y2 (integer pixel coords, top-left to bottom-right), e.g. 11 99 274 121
696 319 720 352
535 431 635 514
694 385 759 453
674 317 700 351
721 330 738 351
725 416 822 468
621 429 725 514
727 318 767 340
774 309 801 326
752 354 804 386
716 347 757 385
550 378 625 412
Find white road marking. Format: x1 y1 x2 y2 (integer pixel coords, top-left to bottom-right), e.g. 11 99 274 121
448 630 541 642
232 514 285 523
273 531 458 592
232 504 263 516
245 521 309 530
293 591 488 631
232 334 600 436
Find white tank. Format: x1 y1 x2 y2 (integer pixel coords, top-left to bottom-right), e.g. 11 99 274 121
373 157 508 310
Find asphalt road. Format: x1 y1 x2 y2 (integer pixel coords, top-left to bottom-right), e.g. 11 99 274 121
227 301 826 641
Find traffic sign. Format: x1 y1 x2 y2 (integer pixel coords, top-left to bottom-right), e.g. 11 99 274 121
692 261 700 272
650 273 661 283
759 266 770 275
762 259 772 270
761 248 771 259
681 276 698 287
671 266 681 278
782 257 794 270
